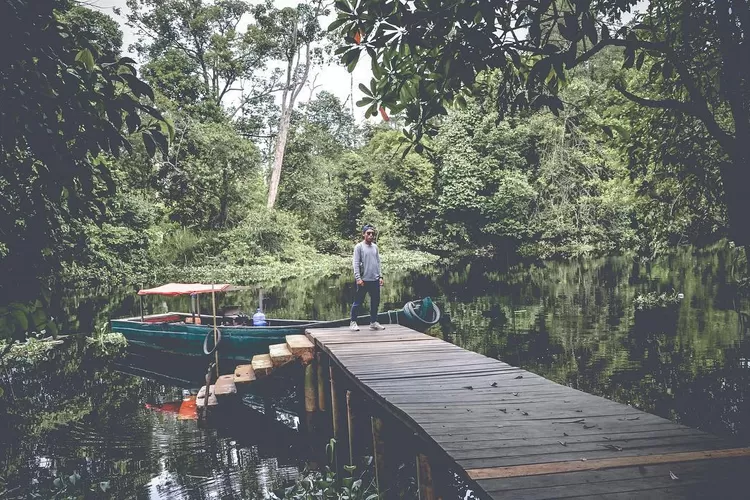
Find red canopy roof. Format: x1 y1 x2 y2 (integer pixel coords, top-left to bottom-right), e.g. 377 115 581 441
137 283 233 296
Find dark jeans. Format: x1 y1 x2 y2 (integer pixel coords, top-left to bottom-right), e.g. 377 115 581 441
350 280 380 323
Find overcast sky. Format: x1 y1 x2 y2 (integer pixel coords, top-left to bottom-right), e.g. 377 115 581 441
87 0 374 120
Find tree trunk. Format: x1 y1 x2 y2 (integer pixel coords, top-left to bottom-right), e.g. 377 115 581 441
266 105 293 209
218 164 229 228
719 148 750 274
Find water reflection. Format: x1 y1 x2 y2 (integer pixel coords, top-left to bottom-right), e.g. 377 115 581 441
2 243 750 498
0 341 308 499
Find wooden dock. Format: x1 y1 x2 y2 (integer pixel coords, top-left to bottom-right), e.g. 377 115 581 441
307 325 750 499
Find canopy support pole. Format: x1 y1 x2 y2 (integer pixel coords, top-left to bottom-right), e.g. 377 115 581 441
211 285 219 378
140 283 144 321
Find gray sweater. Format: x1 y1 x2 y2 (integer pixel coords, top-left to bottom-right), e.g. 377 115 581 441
353 241 382 281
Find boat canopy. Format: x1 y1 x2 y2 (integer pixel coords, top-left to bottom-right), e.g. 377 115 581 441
137 283 234 296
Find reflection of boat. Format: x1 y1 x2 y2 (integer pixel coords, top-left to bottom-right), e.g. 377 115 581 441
111 283 441 360
144 396 198 420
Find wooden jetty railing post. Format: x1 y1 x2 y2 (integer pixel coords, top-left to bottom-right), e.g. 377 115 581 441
416 453 436 500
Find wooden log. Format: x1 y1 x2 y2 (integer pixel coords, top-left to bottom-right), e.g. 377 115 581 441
269 343 294 367
196 385 218 407
416 453 436 500
252 354 273 377
286 334 314 364
234 364 256 384
214 374 237 396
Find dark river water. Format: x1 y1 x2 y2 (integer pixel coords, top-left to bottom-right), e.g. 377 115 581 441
2 243 750 498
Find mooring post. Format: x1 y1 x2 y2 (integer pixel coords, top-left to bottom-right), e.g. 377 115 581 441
416 453 436 500
371 415 393 498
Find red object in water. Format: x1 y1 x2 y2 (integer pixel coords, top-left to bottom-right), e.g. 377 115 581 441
178 396 198 420
144 397 198 420
379 106 390 121
145 401 182 414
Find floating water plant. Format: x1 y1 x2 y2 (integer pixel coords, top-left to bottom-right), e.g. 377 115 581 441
633 290 684 311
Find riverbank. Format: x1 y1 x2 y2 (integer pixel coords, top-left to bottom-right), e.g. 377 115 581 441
63 247 440 288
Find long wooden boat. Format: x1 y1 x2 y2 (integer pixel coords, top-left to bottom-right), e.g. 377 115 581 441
110 283 440 360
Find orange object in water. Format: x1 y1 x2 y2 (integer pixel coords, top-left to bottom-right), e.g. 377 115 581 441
178 396 198 420
379 106 390 121
145 401 181 414
354 30 362 44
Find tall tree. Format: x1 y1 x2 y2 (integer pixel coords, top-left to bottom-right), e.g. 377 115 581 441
333 0 750 265
126 0 282 116
264 0 330 209
0 0 168 340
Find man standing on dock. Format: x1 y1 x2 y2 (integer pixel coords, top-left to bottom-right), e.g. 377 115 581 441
351 224 385 331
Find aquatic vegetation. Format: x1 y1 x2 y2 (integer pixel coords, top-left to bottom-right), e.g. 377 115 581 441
633 290 684 311
271 439 376 500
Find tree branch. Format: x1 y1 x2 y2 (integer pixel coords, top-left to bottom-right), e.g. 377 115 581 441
574 38 666 66
616 85 734 153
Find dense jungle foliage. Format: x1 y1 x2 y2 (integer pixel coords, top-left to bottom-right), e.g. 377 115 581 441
1 0 746 343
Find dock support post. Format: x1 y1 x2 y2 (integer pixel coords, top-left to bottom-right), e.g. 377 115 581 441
304 361 316 430
371 416 392 499
346 390 354 466
329 364 349 474
317 351 327 412
416 453 436 500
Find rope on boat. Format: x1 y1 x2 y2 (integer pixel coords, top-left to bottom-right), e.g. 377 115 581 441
387 309 400 325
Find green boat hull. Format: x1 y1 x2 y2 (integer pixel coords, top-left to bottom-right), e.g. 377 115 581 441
111 309 420 361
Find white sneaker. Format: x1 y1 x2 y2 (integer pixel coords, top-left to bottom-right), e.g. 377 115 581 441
369 322 385 330
349 321 359 331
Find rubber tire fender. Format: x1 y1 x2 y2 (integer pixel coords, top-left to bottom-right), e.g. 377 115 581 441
403 299 441 326
203 328 222 355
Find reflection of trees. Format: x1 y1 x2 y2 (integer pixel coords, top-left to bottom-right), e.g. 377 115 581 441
0 341 154 493
428 243 750 444
0 341 306 497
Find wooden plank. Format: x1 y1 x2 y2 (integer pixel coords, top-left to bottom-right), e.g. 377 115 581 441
252 354 273 377
214 374 237 396
438 427 707 450
477 456 750 494
286 334 314 364
465 448 750 480
483 470 742 500
196 384 217 407
234 364 256 384
269 343 294 366
457 441 732 470
447 435 723 461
